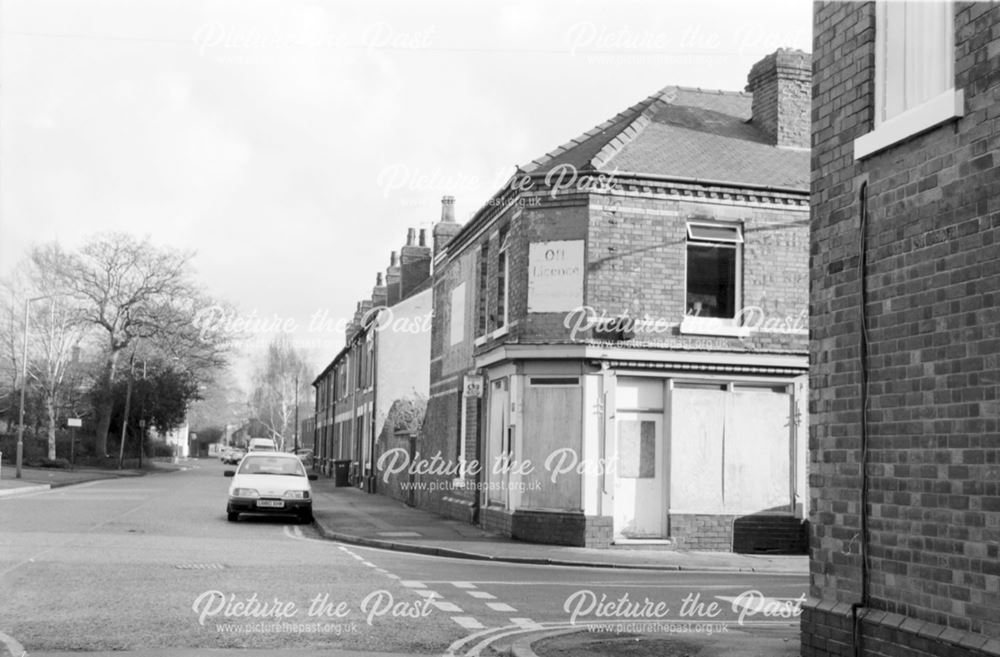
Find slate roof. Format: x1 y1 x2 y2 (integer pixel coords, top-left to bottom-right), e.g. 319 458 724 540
521 86 809 192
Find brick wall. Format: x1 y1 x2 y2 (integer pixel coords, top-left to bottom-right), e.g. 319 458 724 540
747 48 811 148
586 192 809 353
807 2 1000 656
669 514 735 551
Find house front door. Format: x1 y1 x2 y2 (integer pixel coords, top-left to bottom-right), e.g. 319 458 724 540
613 411 665 538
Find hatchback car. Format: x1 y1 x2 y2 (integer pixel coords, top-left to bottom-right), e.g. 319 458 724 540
247 437 277 452
222 447 246 465
224 452 317 523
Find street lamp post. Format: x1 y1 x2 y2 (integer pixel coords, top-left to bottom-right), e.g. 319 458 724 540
293 374 299 452
16 294 56 479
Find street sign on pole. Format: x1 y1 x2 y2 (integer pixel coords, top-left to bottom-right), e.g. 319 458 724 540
66 418 82 428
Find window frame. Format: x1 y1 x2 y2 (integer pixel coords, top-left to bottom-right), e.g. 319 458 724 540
495 227 510 333
683 221 743 324
855 0 962 160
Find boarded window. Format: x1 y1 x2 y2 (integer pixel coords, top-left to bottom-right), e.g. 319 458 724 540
619 420 655 478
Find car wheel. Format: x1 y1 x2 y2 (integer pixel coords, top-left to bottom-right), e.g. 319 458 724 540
227 512 239 522
299 512 314 524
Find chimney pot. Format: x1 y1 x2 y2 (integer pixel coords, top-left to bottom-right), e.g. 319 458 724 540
406 228 416 246
419 228 427 247
390 251 398 267
441 196 456 223
376 272 383 286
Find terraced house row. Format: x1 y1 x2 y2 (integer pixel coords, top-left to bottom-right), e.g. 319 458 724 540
312 49 812 551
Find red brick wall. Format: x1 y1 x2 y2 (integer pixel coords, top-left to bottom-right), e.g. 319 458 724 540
807 2 1000 656
585 192 809 353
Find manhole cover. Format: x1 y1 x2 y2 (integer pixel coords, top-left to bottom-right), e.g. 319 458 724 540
175 563 227 570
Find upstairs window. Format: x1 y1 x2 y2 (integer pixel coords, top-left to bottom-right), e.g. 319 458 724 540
875 0 954 125
685 223 743 320
478 242 489 336
495 226 510 330
856 0 961 159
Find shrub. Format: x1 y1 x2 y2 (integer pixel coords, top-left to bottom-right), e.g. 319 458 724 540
24 457 72 469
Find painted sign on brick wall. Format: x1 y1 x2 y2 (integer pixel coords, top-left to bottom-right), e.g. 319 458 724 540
528 240 584 312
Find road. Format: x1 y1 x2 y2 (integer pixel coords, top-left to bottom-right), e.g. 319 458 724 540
0 461 807 656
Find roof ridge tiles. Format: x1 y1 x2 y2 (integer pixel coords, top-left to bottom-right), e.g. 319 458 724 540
521 90 662 174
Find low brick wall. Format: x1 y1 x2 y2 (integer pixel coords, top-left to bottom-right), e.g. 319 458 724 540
801 599 1000 657
480 508 612 547
669 514 735 550
480 506 513 536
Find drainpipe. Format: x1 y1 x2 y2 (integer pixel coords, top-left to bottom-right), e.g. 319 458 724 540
369 328 378 494
851 182 871 657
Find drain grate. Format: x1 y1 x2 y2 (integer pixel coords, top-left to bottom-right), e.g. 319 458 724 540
175 563 227 570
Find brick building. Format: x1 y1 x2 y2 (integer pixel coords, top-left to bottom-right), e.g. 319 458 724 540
312 226 435 489
805 3 1000 656
413 49 813 549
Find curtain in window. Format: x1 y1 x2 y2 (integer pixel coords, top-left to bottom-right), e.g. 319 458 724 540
878 0 953 124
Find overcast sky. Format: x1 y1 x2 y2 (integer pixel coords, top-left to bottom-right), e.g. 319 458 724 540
0 0 812 386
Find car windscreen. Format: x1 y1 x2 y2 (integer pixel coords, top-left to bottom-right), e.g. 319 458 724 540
237 456 305 476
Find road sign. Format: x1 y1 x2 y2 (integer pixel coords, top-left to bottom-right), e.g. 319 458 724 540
463 375 483 398
66 418 82 428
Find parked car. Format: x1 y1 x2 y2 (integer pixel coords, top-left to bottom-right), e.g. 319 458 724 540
247 438 277 452
219 446 232 462
224 452 317 523
294 448 314 468
222 446 246 465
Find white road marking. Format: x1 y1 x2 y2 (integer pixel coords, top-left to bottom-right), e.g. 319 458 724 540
386 574 401 579
451 616 484 630
414 590 440 599
400 580 426 588
510 617 541 629
432 600 464 613
486 602 517 613
466 591 496 600
451 581 476 589
360 561 376 567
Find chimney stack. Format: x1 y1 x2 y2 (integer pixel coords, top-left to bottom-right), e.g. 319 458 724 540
400 226 432 301
385 251 401 306
371 272 387 310
746 48 811 149
433 195 462 253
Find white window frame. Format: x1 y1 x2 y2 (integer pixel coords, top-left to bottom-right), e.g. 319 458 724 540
855 0 963 160
681 222 743 334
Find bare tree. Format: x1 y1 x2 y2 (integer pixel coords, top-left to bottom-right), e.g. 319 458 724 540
248 336 310 451
37 233 232 455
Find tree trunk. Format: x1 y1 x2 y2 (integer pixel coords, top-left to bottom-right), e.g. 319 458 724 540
93 350 119 456
46 395 57 460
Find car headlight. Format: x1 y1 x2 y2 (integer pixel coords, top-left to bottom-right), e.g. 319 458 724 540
231 488 259 498
284 490 309 499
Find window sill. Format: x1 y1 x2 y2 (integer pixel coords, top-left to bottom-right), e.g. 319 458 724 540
854 88 964 160
474 335 488 347
679 316 749 338
491 326 509 339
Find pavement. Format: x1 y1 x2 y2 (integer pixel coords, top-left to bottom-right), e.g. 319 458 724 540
0 460 187 498
511 625 801 657
308 476 808 575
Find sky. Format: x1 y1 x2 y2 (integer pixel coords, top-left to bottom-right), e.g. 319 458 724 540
0 0 813 388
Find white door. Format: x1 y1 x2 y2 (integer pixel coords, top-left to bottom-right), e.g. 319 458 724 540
613 412 665 538
485 379 509 506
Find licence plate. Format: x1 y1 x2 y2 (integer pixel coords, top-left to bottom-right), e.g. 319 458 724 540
257 500 284 508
